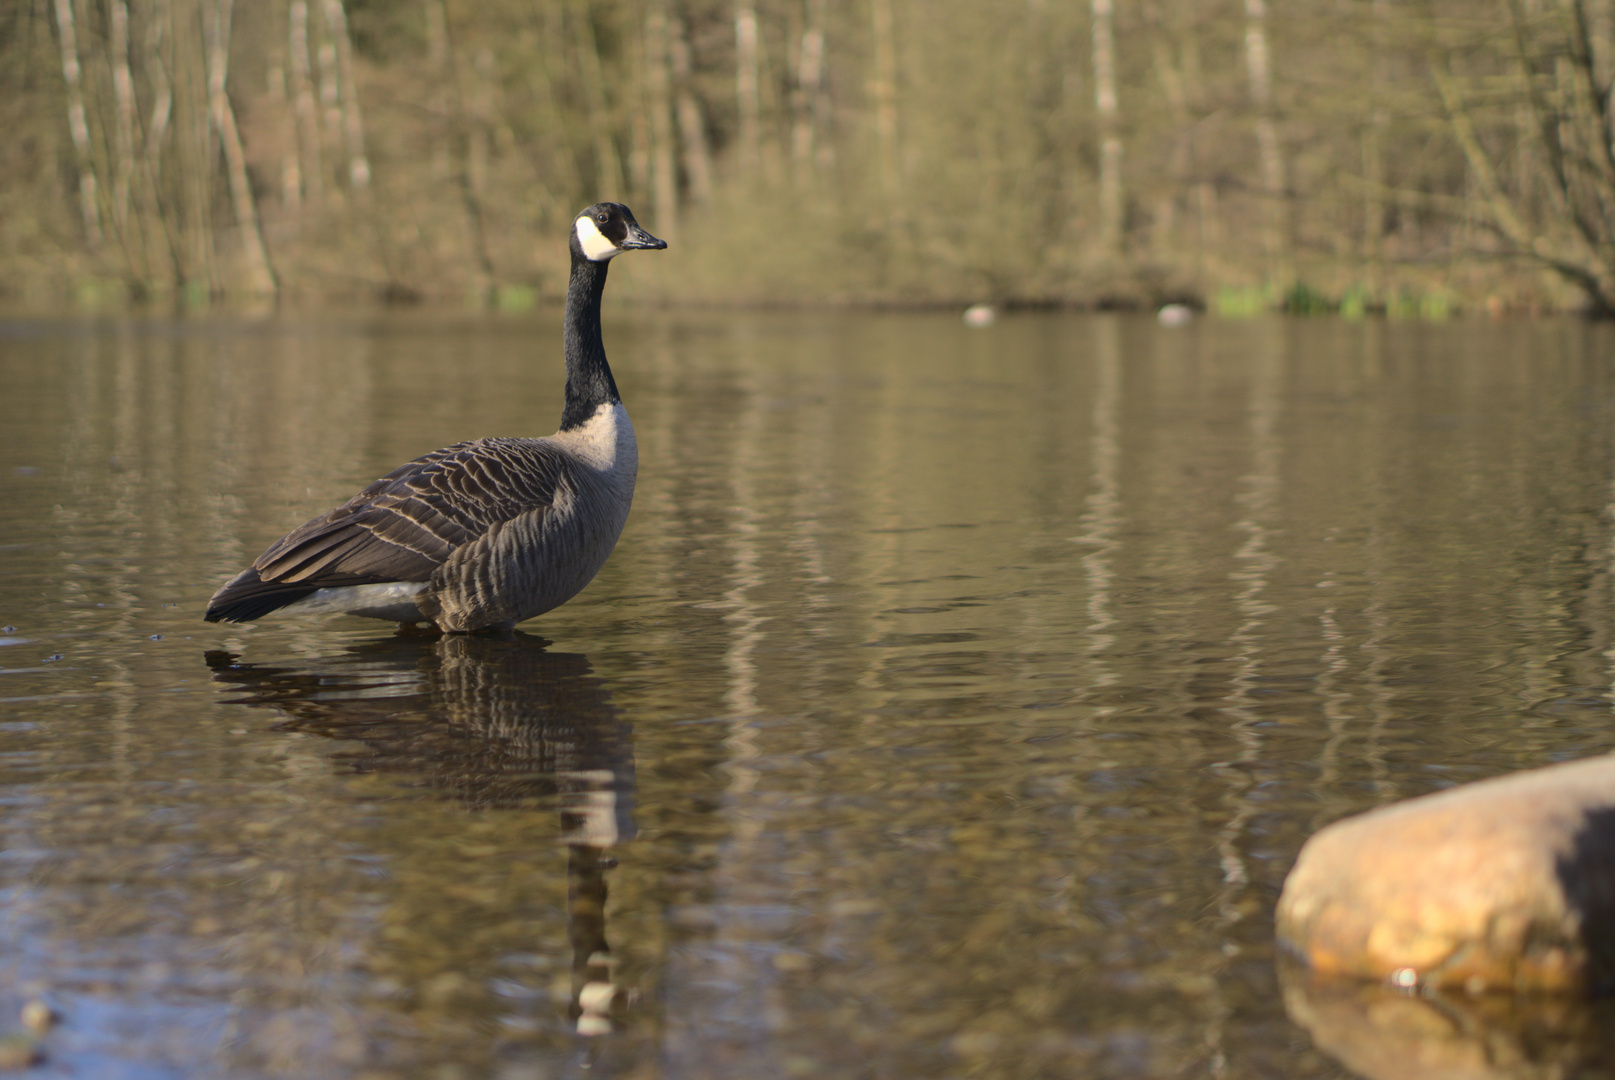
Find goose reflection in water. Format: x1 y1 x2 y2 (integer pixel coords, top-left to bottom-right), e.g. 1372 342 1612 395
204 632 634 1037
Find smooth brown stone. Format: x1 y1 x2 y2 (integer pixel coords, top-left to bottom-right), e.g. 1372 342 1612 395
1276 755 1615 993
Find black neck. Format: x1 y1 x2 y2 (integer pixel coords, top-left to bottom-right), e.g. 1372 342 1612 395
560 253 621 431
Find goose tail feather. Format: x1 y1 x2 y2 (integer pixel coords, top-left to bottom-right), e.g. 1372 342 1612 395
204 568 322 623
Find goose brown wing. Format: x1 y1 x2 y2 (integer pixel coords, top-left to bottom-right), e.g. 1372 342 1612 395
252 438 571 586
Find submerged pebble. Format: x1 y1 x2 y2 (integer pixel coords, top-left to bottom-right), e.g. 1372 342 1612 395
19 1001 53 1034
0 1034 40 1070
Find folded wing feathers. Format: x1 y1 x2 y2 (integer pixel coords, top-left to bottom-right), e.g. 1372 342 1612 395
248 438 569 591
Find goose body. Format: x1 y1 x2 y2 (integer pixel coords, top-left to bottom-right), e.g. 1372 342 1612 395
205 203 666 632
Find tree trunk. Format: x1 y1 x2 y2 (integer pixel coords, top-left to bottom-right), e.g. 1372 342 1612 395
524 4 583 223
51 0 103 248
574 0 625 197
735 2 761 178
425 0 451 182
435 10 494 298
207 0 278 296
628 102 650 201
646 0 678 237
140 0 182 284
1242 0 1290 281
146 2 172 181
318 36 343 178
1363 0 1388 296
110 0 140 271
870 0 898 200
266 62 299 219
322 0 370 191
670 12 712 206
1144 2 1195 268
466 47 494 244
173 0 219 292
289 0 323 205
1197 181 1219 280
1173 21 1217 277
793 0 827 178
1594 0 1615 157
1092 0 1123 259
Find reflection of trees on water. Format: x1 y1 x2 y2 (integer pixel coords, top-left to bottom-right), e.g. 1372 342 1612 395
206 632 633 1036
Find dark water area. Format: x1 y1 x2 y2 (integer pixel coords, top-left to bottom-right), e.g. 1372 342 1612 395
2 309 1615 1078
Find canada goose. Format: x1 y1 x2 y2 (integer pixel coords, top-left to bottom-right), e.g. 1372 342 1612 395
205 202 666 632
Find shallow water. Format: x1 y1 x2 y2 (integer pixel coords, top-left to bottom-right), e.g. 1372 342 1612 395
2 309 1615 1078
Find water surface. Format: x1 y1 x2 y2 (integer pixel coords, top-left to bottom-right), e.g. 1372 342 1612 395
2 310 1614 1078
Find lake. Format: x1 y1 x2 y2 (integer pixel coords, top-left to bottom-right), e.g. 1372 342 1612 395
2 309 1615 1078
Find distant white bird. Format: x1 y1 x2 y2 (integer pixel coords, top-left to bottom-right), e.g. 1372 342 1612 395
205 202 667 633
963 303 997 328
1157 303 1194 326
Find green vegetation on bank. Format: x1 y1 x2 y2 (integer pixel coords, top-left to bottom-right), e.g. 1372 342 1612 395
5 0 1615 314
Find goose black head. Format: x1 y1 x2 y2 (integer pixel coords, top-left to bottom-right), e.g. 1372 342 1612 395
572 202 667 263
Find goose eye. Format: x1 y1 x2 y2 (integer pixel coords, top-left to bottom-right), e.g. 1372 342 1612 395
597 213 609 223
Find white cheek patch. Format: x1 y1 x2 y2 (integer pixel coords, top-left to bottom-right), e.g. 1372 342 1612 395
574 216 622 261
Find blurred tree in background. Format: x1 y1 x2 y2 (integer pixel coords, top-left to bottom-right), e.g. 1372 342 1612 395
5 0 1615 312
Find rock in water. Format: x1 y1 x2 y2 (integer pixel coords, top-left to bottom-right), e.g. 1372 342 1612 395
1276 754 1615 993
1157 303 1194 326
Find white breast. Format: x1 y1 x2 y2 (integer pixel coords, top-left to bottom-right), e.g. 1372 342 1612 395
553 401 637 477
